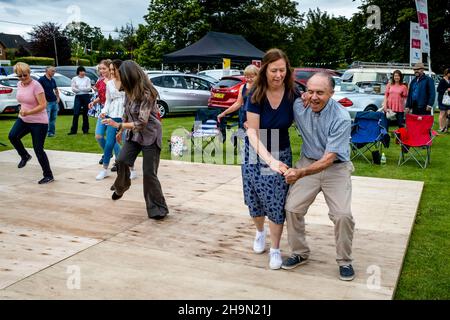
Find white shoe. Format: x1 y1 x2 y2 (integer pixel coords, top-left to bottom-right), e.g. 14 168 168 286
130 169 137 180
269 248 282 270
253 228 266 253
96 169 109 180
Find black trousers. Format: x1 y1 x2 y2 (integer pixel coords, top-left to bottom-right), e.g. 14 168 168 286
8 118 53 178
70 94 91 134
113 140 169 219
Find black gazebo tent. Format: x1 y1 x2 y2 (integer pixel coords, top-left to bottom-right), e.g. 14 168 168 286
163 31 264 64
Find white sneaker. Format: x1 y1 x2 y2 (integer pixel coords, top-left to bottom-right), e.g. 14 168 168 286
130 169 138 180
253 228 266 253
96 169 109 180
269 248 282 270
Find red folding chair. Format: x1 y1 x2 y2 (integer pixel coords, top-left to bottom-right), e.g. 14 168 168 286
394 114 437 168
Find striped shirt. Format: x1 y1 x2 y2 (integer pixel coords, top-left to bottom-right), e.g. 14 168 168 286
293 97 351 162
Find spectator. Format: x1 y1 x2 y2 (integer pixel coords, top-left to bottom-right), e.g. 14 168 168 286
437 68 450 133
405 62 436 116
281 73 356 281
245 49 298 269
8 62 54 184
68 66 92 135
383 70 408 128
105 60 169 220
38 66 59 137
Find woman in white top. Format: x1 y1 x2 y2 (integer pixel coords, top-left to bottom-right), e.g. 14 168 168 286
96 60 137 180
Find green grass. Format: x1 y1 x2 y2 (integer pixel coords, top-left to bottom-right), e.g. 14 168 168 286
0 113 449 299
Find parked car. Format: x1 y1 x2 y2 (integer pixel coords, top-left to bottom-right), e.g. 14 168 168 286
148 73 216 118
0 76 20 114
31 72 82 113
332 82 386 119
208 75 246 110
55 66 99 86
294 67 341 86
198 69 242 81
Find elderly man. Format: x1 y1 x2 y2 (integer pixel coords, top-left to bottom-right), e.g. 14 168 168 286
405 62 436 115
38 66 60 137
281 72 356 281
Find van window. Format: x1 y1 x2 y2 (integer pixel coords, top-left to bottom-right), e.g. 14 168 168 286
375 72 390 83
341 71 354 82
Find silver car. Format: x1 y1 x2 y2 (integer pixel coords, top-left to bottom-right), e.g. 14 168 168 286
332 82 386 119
148 73 216 118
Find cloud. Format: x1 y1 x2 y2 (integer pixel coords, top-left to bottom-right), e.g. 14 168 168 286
4 7 20 16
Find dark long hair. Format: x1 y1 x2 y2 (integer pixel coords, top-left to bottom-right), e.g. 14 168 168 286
391 70 404 85
119 60 159 113
251 48 295 105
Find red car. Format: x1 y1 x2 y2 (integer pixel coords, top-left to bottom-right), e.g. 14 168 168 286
294 67 341 86
208 75 246 110
208 75 306 111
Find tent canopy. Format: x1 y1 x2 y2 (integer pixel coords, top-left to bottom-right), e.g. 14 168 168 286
163 31 264 64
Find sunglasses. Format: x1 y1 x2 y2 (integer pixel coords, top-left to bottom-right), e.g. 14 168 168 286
17 74 29 78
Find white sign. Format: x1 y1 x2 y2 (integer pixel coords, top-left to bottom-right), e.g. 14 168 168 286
0 60 11 66
410 22 422 65
415 0 430 53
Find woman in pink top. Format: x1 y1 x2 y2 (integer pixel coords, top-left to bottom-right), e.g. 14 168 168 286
8 62 54 184
383 70 408 128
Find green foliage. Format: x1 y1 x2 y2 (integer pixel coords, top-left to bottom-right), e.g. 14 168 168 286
28 22 72 65
69 57 92 66
13 56 55 66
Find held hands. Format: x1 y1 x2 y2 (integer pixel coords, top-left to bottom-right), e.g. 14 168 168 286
217 113 224 123
99 113 106 119
284 168 305 184
19 109 28 117
426 105 432 111
88 102 94 110
268 159 289 175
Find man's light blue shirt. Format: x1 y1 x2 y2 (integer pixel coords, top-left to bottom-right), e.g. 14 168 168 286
293 98 351 162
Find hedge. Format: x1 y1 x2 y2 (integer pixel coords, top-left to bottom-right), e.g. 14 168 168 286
13 57 55 66
70 57 92 66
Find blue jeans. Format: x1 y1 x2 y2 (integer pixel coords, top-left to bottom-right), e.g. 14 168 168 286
46 101 58 135
95 117 120 160
8 118 53 178
103 117 122 167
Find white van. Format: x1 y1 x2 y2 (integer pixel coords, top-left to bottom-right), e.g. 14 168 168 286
342 61 439 85
342 62 439 107
197 69 242 81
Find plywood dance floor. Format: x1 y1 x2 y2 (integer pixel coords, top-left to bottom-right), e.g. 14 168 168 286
0 149 423 299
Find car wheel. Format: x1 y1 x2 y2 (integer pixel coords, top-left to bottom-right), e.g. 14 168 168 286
364 105 378 112
158 101 168 118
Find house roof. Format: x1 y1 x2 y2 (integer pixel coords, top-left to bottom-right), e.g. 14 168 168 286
0 33 28 49
163 31 264 64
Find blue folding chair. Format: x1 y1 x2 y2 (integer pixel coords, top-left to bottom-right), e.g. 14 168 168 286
350 111 389 164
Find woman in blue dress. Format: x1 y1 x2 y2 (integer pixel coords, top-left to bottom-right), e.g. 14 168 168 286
244 48 298 269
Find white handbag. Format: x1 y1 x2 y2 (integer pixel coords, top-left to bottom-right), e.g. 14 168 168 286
442 92 450 106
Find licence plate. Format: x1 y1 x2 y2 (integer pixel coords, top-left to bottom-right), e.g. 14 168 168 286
213 93 225 99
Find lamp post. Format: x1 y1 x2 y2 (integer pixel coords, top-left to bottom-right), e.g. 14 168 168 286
52 33 59 66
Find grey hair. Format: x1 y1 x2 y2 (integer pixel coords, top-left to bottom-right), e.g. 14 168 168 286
46 66 56 71
308 72 335 90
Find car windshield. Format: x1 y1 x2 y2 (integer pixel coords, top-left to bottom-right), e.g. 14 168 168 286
53 74 72 87
0 78 20 87
340 82 386 94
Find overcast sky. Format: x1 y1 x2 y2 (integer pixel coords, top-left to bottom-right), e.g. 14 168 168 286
0 0 362 39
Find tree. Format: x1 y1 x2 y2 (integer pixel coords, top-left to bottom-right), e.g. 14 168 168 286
352 0 450 72
28 22 71 65
116 22 138 59
64 21 104 54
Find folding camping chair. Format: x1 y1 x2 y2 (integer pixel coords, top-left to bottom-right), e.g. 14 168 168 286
394 114 437 169
350 111 389 164
191 108 226 153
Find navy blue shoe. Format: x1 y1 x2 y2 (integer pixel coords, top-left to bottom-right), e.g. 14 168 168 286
38 176 54 184
339 265 355 281
281 254 308 270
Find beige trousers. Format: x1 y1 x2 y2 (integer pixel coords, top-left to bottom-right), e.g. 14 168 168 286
285 157 355 266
